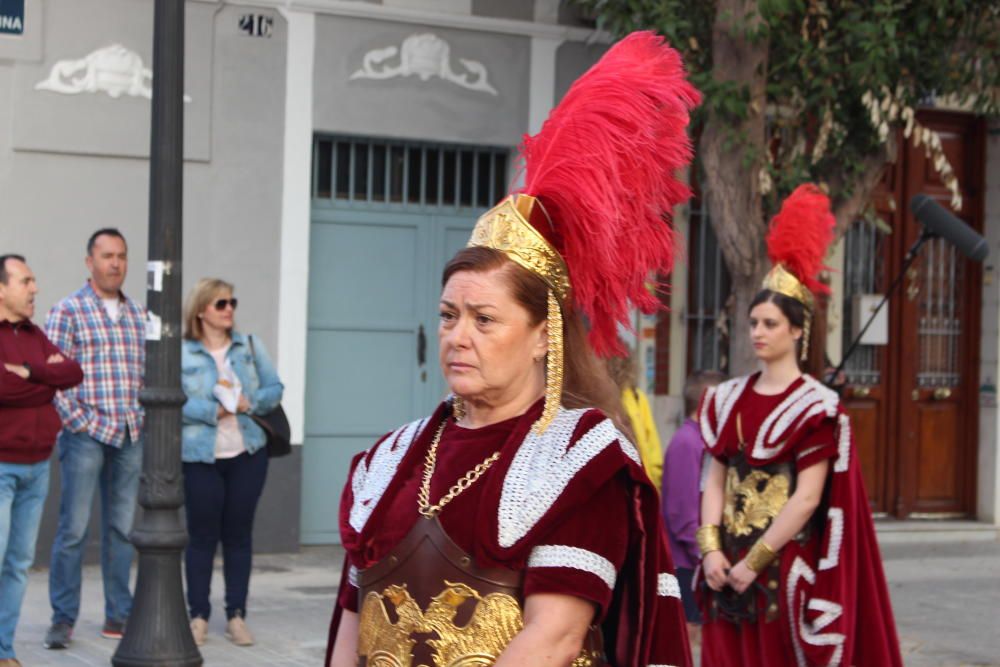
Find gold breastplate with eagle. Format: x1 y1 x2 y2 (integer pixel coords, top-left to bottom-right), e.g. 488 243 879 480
722 414 794 545
356 517 605 667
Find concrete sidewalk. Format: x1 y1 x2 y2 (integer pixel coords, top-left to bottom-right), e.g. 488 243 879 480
15 547 343 666
10 538 1000 666
881 539 1000 667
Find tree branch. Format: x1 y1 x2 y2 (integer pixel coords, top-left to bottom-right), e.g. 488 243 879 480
829 137 897 238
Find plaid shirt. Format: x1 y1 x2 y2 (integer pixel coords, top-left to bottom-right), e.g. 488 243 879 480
45 282 145 447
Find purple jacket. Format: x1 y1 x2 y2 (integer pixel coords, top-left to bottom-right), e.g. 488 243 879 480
661 418 704 569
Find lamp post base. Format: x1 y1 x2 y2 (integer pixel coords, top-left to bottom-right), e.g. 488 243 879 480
111 513 202 667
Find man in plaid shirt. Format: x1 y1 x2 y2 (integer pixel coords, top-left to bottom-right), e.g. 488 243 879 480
42 229 145 649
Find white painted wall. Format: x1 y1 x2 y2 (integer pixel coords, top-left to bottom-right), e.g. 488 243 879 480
383 0 471 14
659 199 692 447
528 36 561 135
276 9 315 445
826 236 846 365
979 119 1000 525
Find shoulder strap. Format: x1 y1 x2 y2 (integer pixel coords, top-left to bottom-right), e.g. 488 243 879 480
247 334 261 378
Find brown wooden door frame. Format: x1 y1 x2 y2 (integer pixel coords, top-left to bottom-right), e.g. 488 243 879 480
839 110 984 518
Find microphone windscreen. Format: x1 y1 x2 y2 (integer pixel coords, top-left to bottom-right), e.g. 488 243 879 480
910 194 989 262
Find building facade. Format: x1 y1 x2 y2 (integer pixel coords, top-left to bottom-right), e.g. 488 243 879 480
0 0 996 560
0 0 610 554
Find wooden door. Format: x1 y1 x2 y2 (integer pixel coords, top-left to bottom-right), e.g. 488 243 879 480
841 110 984 518
894 111 985 517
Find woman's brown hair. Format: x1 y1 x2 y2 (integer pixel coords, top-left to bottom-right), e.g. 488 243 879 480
183 278 235 341
442 247 628 433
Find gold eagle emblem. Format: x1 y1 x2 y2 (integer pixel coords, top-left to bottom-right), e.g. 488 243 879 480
357 580 599 667
358 584 425 667
723 467 791 537
424 581 524 666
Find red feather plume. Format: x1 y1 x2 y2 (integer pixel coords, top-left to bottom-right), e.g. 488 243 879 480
517 31 701 357
766 184 836 296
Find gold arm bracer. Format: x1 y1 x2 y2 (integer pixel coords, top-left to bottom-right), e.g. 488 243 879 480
696 524 722 557
744 539 778 573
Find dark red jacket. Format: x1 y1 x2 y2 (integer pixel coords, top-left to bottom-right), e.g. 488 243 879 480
0 319 84 463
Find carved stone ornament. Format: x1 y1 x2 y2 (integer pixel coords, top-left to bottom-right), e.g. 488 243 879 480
35 44 192 102
350 33 498 96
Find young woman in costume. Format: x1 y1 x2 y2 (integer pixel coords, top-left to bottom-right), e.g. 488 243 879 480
697 185 903 666
325 31 700 667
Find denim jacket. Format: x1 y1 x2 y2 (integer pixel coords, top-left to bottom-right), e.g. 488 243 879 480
181 332 284 463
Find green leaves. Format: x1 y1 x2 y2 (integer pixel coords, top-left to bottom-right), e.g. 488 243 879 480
572 0 999 209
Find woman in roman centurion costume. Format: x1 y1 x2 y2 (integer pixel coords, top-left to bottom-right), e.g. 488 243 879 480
696 185 903 667
325 32 699 667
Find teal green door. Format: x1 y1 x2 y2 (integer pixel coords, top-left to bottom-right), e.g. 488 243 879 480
301 137 507 544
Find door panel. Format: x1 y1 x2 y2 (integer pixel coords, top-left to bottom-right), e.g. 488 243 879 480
301 213 430 544
305 330 419 433
300 435 370 543
307 218 422 326
845 394 882 509
895 111 984 517
915 402 959 503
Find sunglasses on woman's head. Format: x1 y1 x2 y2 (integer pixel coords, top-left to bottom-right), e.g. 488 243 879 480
214 298 238 311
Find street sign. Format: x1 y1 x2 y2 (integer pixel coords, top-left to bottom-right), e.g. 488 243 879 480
0 0 24 35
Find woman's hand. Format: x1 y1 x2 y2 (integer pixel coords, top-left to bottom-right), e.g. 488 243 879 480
726 560 757 594
237 395 251 414
216 404 227 420
702 551 731 591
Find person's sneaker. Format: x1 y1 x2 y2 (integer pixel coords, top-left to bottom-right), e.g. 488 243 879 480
0 658 22 666
43 622 73 649
101 618 126 640
190 617 208 646
225 615 254 647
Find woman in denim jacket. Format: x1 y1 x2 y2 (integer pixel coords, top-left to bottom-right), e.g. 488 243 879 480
180 278 283 648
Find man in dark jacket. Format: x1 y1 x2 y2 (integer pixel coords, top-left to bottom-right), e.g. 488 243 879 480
0 254 82 666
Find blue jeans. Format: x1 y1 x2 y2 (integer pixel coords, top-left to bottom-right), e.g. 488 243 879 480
49 430 142 626
0 460 50 659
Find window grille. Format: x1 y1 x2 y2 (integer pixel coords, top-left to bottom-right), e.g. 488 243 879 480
312 135 510 209
917 238 963 387
841 219 886 386
686 196 731 374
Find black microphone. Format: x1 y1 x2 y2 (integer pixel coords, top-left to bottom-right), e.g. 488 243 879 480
910 194 989 262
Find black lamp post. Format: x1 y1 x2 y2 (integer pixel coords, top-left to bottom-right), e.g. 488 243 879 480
112 1 201 665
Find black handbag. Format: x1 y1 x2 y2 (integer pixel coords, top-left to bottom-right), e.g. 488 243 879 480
247 335 292 457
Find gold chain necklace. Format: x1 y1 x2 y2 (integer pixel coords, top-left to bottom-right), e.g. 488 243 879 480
417 420 502 519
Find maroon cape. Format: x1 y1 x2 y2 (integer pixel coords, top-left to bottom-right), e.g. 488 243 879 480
326 400 692 666
698 373 902 667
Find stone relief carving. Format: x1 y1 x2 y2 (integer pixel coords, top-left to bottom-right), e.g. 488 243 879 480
35 44 192 102
350 33 498 96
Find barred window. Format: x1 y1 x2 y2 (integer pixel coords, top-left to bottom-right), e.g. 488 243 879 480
841 218 886 386
686 195 731 374
313 136 509 209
